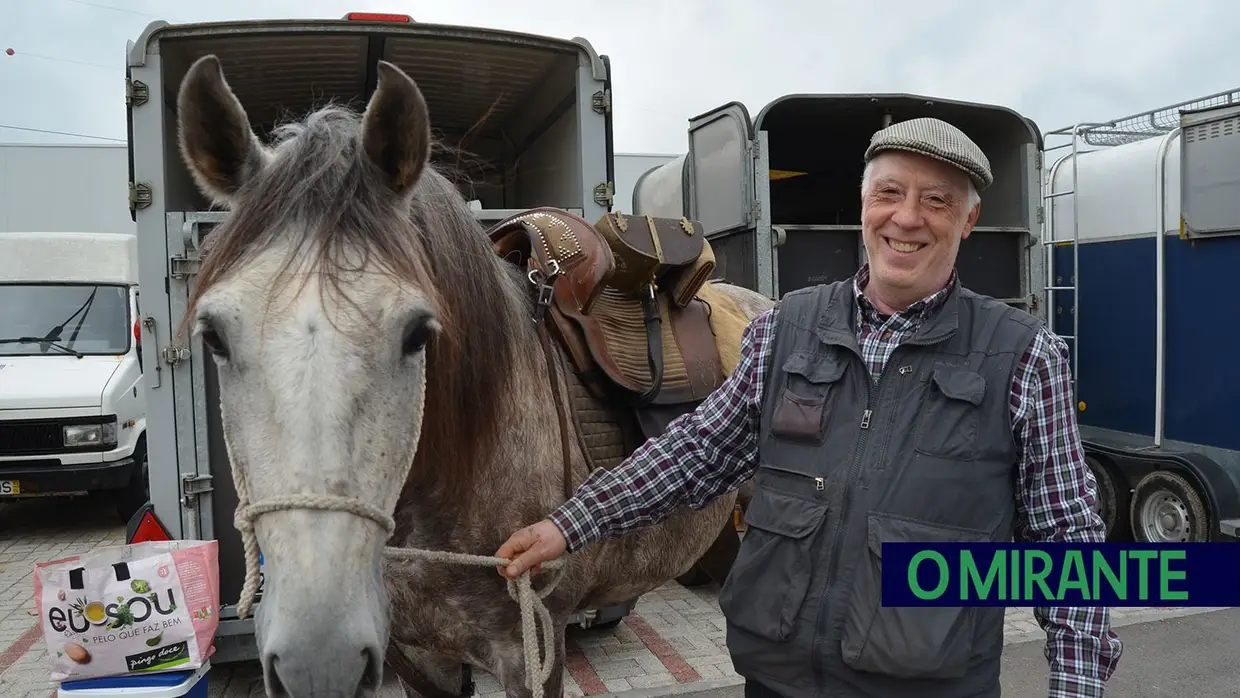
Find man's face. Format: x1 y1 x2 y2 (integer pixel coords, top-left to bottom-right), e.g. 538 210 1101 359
860 151 981 301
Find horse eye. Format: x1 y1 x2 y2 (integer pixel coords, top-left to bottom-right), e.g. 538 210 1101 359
199 322 230 359
401 311 436 357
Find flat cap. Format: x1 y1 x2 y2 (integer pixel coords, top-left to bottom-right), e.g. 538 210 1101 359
864 117 993 192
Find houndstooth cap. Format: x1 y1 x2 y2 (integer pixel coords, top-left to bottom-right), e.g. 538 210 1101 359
864 117 993 192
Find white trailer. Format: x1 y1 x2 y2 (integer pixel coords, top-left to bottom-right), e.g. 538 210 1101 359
613 152 678 214
122 10 627 664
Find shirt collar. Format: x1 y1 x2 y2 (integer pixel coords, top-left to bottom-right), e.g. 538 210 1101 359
851 263 957 326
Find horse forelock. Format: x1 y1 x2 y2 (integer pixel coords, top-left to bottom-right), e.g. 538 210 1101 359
182 102 526 497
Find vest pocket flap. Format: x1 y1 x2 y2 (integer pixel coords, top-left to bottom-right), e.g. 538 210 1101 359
866 513 992 558
844 514 991 679
782 351 846 384
720 486 827 642
746 487 828 539
930 366 986 406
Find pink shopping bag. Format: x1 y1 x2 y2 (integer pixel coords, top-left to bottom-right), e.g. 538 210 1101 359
33 539 220 681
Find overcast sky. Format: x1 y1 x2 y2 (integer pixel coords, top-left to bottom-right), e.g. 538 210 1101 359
1 0 1237 154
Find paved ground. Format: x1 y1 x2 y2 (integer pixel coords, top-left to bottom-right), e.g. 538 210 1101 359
0 495 1231 697
1001 607 1240 697
0 495 127 698
660 607 1240 698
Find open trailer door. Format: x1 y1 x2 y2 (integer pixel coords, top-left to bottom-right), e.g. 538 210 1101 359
686 102 761 291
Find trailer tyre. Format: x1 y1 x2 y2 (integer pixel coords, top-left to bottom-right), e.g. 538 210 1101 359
1086 456 1130 541
1130 470 1211 543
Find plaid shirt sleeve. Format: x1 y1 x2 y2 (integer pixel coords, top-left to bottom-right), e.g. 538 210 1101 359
547 307 775 553
1011 326 1124 697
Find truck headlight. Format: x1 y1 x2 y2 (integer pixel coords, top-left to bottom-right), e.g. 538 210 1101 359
63 421 118 448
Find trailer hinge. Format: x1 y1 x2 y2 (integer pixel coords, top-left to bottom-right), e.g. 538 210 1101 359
749 139 763 225
169 251 201 280
180 473 213 508
1035 150 1043 170
128 182 152 213
126 78 149 107
591 89 611 114
593 181 613 208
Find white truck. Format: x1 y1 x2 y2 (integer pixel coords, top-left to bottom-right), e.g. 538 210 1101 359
0 143 135 234
0 231 149 522
122 10 636 664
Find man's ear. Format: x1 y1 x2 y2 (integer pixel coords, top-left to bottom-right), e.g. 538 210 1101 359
961 201 981 240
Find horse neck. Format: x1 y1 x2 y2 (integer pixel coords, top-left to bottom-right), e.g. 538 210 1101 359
400 256 551 513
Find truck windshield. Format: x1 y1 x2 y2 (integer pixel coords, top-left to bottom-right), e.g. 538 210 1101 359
0 283 130 356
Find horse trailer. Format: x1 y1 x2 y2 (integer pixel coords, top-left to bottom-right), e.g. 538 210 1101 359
1042 90 1240 544
122 10 631 664
630 95 1046 312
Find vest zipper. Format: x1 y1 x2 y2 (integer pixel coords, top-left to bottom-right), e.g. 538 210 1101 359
810 350 900 681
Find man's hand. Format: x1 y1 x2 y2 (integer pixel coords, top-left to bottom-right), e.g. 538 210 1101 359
495 519 567 580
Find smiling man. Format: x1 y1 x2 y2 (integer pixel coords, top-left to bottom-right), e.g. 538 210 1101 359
496 117 1123 697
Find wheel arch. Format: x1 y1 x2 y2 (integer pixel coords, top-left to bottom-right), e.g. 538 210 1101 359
1083 440 1239 523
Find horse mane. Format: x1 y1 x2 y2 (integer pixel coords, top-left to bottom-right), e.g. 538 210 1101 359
181 104 524 494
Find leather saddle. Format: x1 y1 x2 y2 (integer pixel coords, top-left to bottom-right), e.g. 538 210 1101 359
488 207 726 408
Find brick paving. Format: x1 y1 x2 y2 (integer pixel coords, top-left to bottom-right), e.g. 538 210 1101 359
0 496 127 698
0 496 1228 697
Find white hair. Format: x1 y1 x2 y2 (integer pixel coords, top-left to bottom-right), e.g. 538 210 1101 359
860 158 981 210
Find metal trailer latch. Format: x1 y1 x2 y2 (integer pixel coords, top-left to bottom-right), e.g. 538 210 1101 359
180 473 213 508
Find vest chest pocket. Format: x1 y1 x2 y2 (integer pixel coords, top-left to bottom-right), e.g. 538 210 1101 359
914 366 987 460
769 351 846 445
718 483 828 642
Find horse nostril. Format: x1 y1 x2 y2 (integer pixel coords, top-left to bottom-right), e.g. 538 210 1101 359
361 645 383 691
263 652 289 697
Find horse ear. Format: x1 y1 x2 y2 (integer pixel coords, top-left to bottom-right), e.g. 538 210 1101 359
360 61 431 197
176 55 268 205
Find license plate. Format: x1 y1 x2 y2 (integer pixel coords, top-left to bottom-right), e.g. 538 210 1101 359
0 480 19 495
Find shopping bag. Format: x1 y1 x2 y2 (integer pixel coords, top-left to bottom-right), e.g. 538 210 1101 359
33 539 220 681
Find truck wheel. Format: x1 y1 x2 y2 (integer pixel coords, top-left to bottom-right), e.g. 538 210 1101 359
1086 456 1130 540
113 450 150 524
1130 470 1211 543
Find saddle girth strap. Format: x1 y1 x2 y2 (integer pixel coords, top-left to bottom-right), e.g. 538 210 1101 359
634 284 664 406
527 258 582 501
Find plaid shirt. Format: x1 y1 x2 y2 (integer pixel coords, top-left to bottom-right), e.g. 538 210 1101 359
548 265 1122 697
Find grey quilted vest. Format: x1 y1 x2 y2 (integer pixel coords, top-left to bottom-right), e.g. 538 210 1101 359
718 279 1041 698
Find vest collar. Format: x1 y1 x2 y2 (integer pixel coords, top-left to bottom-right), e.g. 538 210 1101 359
814 265 962 350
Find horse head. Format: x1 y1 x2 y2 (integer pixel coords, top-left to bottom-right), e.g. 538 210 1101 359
175 54 519 697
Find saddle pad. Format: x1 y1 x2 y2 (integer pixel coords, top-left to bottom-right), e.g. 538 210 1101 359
588 287 698 398
565 365 638 473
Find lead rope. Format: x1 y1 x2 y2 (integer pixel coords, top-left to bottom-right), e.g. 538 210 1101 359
221 370 565 698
